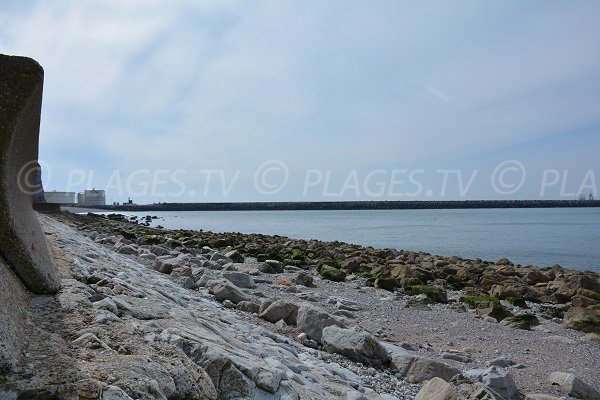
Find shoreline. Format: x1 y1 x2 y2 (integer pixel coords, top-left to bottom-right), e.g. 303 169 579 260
46 211 600 398
61 206 600 274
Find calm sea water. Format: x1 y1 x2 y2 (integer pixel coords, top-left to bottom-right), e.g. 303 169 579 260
119 208 600 273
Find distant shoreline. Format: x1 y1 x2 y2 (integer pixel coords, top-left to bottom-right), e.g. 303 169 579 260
67 199 600 212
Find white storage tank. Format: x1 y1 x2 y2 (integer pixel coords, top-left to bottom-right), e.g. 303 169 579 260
43 191 76 204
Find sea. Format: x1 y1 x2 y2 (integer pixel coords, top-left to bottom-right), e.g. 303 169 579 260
114 208 600 273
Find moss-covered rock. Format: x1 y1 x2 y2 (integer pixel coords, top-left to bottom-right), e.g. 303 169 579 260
476 301 513 322
319 265 346 282
500 314 539 330
563 305 600 333
406 285 447 303
459 295 499 309
374 277 400 292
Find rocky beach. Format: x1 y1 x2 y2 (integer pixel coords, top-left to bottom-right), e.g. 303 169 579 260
2 209 597 399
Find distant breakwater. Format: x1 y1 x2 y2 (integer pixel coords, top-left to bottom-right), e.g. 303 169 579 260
82 199 600 212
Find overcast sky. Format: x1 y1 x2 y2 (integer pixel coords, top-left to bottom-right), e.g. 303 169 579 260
1 1 599 202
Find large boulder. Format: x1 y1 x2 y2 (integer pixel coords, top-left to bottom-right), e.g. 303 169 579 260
476 301 513 322
391 355 460 384
259 300 299 324
463 366 519 400
321 326 390 367
562 305 600 333
221 272 256 289
547 371 600 399
296 304 346 343
415 377 458 400
207 280 250 304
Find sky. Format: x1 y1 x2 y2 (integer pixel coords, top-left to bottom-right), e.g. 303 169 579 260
1 0 599 203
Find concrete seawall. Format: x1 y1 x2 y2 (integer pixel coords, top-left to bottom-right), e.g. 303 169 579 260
0 54 60 372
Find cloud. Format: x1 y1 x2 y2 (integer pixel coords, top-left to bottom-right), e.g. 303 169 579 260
1 1 599 200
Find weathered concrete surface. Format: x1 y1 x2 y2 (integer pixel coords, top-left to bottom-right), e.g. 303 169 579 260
0 54 59 293
0 255 30 374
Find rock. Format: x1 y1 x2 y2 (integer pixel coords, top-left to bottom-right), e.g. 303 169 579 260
496 258 512 266
292 272 314 287
391 355 460 383
95 310 121 324
547 371 600 399
93 297 118 314
415 377 458 400
319 265 346 282
223 299 236 309
571 294 599 308
208 280 250 304
219 364 255 399
441 352 472 363
153 258 182 274
221 272 256 289
236 301 260 314
583 332 600 342
562 305 600 333
102 385 135 400
261 260 284 273
476 301 513 322
374 277 400 292
117 245 138 255
405 285 448 303
524 395 562 400
210 252 233 264
259 300 299 324
463 366 519 400
322 326 390 367
139 253 156 261
500 314 540 330
486 357 514 368
296 304 346 343
196 270 219 287
225 250 244 263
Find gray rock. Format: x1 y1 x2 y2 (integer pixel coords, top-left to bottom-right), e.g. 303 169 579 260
259 300 299 324
210 252 233 264
208 280 250 304
196 270 219 287
219 364 255 399
221 272 256 289
391 355 460 384
139 253 156 261
94 310 121 324
293 272 314 287
93 297 118 314
463 366 519 399
225 250 244 263
236 301 260 314
487 357 514 368
296 304 346 344
261 260 284 273
102 386 134 400
524 394 563 400
547 371 600 399
441 352 472 363
415 377 458 400
117 245 138 255
322 326 390 367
